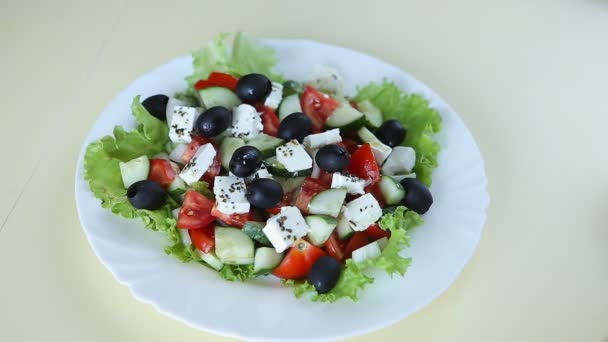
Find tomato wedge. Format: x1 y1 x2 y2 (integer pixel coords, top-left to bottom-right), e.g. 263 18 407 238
343 232 370 260
346 143 380 183
256 105 280 137
267 191 294 215
300 86 339 132
189 224 215 253
194 72 238 91
316 170 334 188
210 204 252 228
201 150 221 186
364 223 391 241
295 177 329 214
148 158 176 188
177 190 216 230
324 232 345 261
272 239 326 279
181 135 210 164
338 138 360 154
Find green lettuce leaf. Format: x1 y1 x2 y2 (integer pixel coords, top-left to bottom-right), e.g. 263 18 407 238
219 264 256 282
192 181 214 199
285 207 423 302
354 81 442 186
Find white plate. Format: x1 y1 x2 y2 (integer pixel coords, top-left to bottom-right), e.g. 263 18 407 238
75 39 489 341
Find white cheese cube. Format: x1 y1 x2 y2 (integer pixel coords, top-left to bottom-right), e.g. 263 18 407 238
213 176 250 214
276 140 313 172
230 104 263 141
303 128 342 149
381 146 416 175
246 163 273 183
264 82 283 110
369 140 392 166
263 206 311 253
331 173 366 195
178 143 216 185
308 65 343 94
169 106 199 144
344 194 382 231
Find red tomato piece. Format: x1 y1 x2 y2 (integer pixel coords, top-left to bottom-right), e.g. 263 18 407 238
364 223 391 241
210 204 251 228
295 177 329 214
201 150 221 186
316 170 334 188
300 86 339 132
194 72 238 91
339 138 360 154
189 224 215 253
272 239 326 279
324 232 345 261
181 135 210 164
364 181 387 208
177 190 216 230
256 105 280 137
346 143 380 183
267 191 294 215
343 232 370 260
148 158 176 188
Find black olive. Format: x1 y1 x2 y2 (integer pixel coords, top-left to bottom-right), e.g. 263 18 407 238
308 256 342 294
246 178 284 209
229 145 263 177
195 106 232 137
127 180 167 210
141 94 169 121
235 73 272 103
277 112 312 142
315 144 350 172
375 119 407 147
399 178 433 214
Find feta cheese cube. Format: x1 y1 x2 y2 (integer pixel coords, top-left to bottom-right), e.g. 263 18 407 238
381 146 416 175
369 140 392 166
331 173 366 195
264 82 283 110
308 65 343 94
213 176 250 214
231 104 263 141
178 143 216 185
246 163 273 183
276 140 313 172
303 128 342 149
343 194 382 231
169 106 199 144
263 206 310 253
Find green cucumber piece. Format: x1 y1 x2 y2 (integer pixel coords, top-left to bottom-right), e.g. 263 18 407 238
197 86 241 109
253 247 284 274
357 127 378 144
199 249 224 271
247 133 285 158
308 188 347 218
378 176 405 205
214 227 255 265
390 173 417 182
357 100 383 128
168 175 187 193
325 104 365 132
336 208 354 240
305 215 338 246
264 156 312 177
282 80 304 97
220 137 246 170
278 94 303 121
119 155 149 188
242 222 272 246
275 176 306 193
381 146 416 175
352 241 382 264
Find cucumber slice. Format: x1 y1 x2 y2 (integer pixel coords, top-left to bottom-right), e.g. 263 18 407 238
119 155 149 188
282 80 304 97
336 208 354 240
381 146 416 175
305 215 338 246
357 126 378 144
214 227 255 265
247 133 285 158
219 137 246 170
264 156 312 177
253 247 284 274
169 143 187 163
242 222 272 246
278 94 303 121
378 176 405 205
275 176 306 193
197 86 241 109
168 175 187 193
165 97 186 126
390 173 417 182
325 104 365 132
357 100 383 128
210 129 231 145
198 249 224 271
308 188 347 218
352 241 382 264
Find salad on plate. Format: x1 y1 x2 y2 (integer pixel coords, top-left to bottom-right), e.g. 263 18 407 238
84 32 442 302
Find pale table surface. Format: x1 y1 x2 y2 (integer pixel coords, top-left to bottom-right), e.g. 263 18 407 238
1 1 607 341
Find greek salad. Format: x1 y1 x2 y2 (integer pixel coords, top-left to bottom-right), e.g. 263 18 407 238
84 33 442 302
